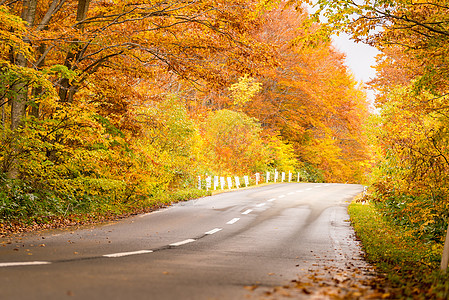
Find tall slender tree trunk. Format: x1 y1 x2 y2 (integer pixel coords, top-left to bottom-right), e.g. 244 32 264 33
7 0 37 179
441 222 449 272
58 0 90 103
30 43 48 118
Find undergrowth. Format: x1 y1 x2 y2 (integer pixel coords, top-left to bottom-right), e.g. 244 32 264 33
348 202 449 299
0 178 210 236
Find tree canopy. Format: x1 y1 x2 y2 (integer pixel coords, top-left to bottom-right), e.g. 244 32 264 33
0 0 371 231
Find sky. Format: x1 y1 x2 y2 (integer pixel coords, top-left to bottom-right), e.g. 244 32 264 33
331 32 380 102
332 33 380 83
303 3 380 103
303 3 380 85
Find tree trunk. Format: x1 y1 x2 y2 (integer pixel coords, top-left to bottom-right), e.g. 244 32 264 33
441 222 449 272
1 99 6 137
7 0 37 179
30 44 48 118
58 0 90 103
76 0 90 28
8 53 28 179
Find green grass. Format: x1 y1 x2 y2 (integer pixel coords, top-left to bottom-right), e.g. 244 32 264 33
348 202 449 299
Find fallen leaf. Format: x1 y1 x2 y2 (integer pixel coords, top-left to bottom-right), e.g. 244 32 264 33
244 285 258 291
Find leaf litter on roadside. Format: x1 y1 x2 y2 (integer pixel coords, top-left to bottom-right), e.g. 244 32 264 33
247 260 393 299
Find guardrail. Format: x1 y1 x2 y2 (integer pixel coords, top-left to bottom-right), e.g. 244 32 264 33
197 170 302 191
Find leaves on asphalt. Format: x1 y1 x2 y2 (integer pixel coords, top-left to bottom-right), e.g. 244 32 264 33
248 261 392 299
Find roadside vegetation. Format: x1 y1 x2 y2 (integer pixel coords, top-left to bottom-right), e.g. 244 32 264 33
349 201 449 299
4 1 449 296
0 1 370 235
303 0 449 294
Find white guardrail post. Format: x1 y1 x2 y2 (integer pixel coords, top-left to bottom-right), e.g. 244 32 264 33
227 177 232 189
220 177 225 189
214 176 219 190
198 170 302 190
206 176 212 191
234 176 240 189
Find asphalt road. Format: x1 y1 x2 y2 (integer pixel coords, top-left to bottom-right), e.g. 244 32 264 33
0 182 364 300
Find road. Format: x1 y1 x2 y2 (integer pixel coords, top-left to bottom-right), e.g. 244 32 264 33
0 183 364 299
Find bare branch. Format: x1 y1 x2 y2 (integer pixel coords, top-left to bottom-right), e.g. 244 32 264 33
36 0 67 31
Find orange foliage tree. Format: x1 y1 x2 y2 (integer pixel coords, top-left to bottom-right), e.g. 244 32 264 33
242 4 371 183
300 0 449 266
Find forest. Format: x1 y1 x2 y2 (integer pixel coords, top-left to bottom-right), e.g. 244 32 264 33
312 0 449 249
0 0 371 231
1 0 449 257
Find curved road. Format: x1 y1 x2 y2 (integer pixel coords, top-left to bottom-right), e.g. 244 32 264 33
0 183 364 299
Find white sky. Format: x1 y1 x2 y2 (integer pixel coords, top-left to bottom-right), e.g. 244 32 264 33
331 32 380 102
303 3 381 103
332 33 380 83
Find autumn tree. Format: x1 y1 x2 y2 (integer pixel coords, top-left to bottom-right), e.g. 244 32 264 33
201 109 270 175
0 0 276 178
242 3 371 183
297 0 449 269
0 1 280 227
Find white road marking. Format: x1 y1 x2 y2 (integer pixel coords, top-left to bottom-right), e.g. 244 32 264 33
205 228 222 235
255 203 266 207
139 210 163 217
170 239 196 247
0 261 51 267
306 188 313 191
226 218 240 225
278 195 286 198
315 185 322 188
103 250 153 258
242 209 253 215
267 198 276 202
288 192 294 195
296 190 304 192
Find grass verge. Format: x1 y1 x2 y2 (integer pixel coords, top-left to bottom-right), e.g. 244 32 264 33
348 201 449 299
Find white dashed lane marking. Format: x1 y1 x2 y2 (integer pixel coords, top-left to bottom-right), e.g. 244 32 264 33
4 187 317 267
103 250 153 258
0 261 51 268
170 239 196 247
205 228 222 235
226 218 240 225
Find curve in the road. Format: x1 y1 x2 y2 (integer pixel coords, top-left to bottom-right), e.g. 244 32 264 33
0 183 330 268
